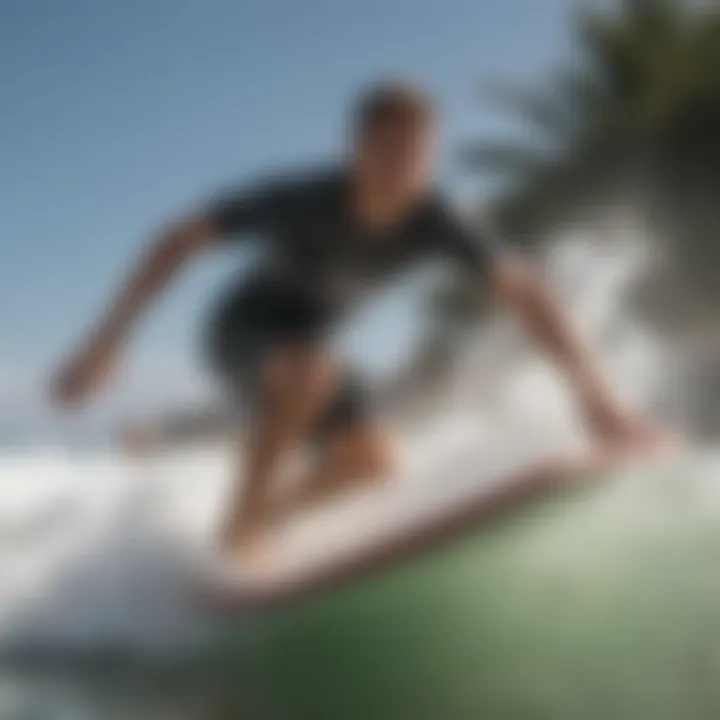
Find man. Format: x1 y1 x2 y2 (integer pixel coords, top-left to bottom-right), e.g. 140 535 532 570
52 81 662 559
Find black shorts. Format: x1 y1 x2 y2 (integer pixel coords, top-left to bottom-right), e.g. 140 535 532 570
204 281 371 439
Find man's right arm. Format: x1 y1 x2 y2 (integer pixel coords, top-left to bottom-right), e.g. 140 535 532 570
90 215 216 349
51 213 219 405
52 173 299 406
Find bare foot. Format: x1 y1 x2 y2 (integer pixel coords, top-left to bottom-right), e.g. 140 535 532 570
613 429 682 465
229 524 277 576
575 429 681 482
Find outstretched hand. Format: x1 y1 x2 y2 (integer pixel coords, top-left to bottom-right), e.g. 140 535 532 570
585 398 679 460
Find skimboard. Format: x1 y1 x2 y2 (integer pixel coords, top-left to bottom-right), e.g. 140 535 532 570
192 443 637 613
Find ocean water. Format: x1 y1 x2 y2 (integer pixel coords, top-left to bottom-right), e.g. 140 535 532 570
1 217 718 718
2 451 720 719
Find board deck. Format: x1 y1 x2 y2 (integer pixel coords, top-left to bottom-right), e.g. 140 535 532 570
194 444 631 613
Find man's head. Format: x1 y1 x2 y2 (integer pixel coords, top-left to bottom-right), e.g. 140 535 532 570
351 80 437 203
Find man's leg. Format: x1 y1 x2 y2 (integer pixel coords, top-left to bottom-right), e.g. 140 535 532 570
268 422 395 525
220 344 342 555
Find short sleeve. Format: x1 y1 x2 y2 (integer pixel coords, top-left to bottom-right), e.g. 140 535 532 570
207 176 296 240
427 195 504 275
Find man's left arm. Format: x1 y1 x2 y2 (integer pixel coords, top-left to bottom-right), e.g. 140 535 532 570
431 194 667 449
487 253 655 446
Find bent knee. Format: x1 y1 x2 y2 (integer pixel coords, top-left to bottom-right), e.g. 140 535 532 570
366 434 396 477
260 346 340 404
331 428 396 479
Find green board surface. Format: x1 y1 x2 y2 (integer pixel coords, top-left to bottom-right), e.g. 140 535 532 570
217 456 720 720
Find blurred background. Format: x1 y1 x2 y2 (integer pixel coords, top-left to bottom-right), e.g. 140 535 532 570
2 0 720 718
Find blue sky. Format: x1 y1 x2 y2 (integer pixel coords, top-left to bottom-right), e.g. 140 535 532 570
0 0 576 441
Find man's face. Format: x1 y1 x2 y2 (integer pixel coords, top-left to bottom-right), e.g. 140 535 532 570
354 118 435 203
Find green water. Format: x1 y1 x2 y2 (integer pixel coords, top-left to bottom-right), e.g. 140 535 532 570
4 460 720 719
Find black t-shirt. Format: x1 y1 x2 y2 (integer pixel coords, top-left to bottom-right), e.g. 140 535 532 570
208 166 501 335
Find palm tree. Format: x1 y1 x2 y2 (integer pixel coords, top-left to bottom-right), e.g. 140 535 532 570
467 0 720 234
430 0 720 337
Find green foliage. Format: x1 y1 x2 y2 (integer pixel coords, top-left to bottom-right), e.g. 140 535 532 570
469 0 720 200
